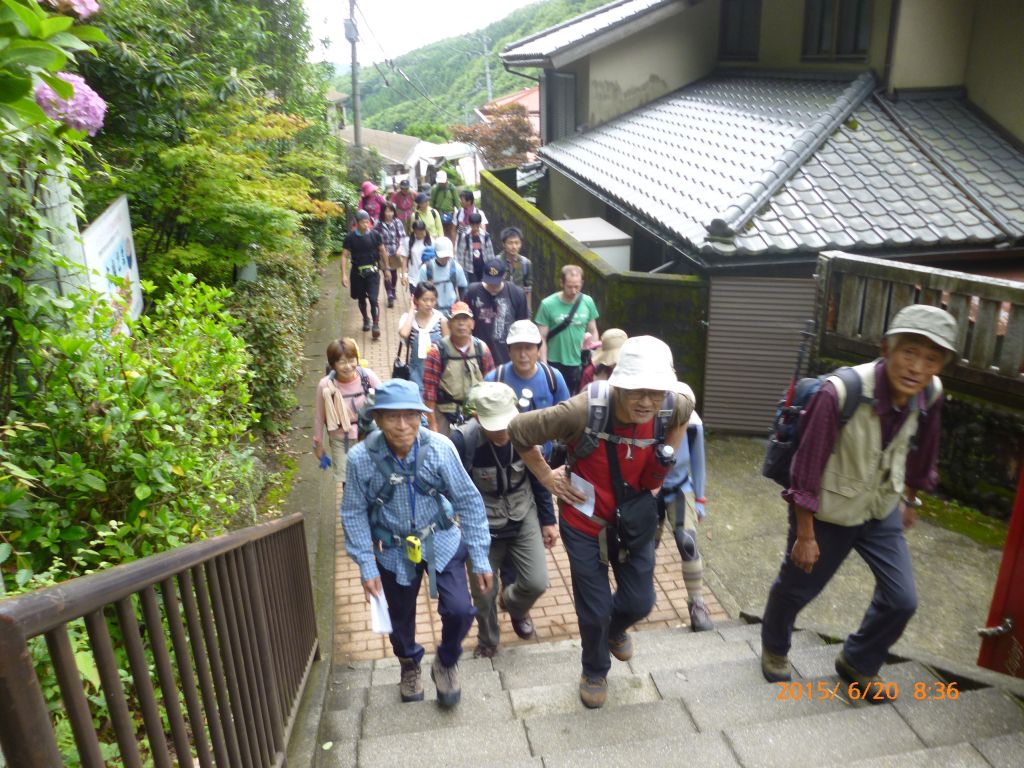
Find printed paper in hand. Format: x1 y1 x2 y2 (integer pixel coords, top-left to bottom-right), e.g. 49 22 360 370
370 591 393 634
569 473 596 518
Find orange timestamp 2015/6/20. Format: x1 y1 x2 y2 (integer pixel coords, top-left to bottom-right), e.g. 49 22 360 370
775 680 960 703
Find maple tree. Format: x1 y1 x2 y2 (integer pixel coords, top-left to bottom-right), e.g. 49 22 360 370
453 103 538 168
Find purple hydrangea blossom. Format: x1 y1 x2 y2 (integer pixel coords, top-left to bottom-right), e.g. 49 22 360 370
48 0 100 19
34 72 107 136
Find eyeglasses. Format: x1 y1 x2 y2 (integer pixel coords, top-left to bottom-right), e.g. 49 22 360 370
378 411 422 425
621 389 664 403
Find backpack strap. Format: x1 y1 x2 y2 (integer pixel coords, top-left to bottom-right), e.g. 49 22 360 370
496 362 509 383
450 420 481 474
538 361 557 398
357 367 371 396
827 366 869 426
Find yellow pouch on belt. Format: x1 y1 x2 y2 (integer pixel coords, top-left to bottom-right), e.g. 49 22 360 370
405 535 422 564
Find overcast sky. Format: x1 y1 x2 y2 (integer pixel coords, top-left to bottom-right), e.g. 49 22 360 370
303 0 543 66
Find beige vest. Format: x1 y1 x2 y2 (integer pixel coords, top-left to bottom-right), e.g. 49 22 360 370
817 363 941 527
437 337 486 413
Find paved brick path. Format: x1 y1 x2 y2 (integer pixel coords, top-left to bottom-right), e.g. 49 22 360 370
331 277 727 661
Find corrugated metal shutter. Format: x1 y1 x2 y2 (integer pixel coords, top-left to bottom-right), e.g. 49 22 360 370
545 72 576 143
703 276 817 434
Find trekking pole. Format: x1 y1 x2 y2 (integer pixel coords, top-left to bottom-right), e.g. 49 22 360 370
782 320 816 410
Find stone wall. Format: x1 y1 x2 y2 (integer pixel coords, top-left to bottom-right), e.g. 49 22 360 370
481 170 708 403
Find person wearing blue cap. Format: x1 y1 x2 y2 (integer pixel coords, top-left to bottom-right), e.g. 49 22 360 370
341 379 493 709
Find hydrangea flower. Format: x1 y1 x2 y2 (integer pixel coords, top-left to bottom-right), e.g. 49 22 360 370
48 0 100 19
34 72 107 136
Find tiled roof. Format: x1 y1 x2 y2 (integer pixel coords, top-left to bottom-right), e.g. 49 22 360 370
502 0 677 65
539 73 1024 262
338 126 421 165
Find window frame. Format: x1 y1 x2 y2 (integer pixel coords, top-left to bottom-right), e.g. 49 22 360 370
801 0 873 62
719 0 762 61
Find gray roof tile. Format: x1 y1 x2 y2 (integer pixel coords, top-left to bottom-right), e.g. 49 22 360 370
540 73 1022 261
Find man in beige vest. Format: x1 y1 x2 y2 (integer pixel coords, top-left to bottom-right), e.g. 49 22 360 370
421 301 495 435
760 304 958 700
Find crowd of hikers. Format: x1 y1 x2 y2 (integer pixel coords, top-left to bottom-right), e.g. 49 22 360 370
322 176 960 713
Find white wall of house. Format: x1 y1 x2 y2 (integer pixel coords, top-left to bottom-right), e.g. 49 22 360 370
889 0 976 89
546 168 605 221
965 0 1024 142
585 0 718 128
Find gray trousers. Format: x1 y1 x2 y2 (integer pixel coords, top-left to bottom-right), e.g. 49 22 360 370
469 506 549 648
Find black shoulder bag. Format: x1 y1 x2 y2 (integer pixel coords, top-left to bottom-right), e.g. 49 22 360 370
604 439 660 563
392 339 412 381
546 294 582 342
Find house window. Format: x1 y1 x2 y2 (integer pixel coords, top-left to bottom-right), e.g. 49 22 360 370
803 0 872 60
720 0 761 60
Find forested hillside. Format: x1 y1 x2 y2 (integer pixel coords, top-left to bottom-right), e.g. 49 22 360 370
350 0 608 131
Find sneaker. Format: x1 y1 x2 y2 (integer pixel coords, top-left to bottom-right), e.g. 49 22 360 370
835 650 893 704
430 656 461 708
509 613 535 640
688 601 714 632
761 649 792 683
361 318 371 332
398 657 424 702
387 297 395 308
472 644 497 659
371 324 381 340
608 632 634 661
578 674 608 709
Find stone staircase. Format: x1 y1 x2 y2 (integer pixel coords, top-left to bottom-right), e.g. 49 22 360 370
315 622 1024 768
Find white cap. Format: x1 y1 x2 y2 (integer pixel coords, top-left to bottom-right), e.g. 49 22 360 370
607 336 676 391
468 382 519 431
506 320 542 346
436 171 447 183
433 237 454 260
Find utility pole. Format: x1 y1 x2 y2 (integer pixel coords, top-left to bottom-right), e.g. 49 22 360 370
480 33 493 102
345 1 362 148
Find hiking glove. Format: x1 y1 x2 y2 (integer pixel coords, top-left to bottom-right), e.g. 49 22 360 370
319 455 331 470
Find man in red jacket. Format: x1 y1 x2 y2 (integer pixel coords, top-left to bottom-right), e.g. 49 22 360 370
508 336 694 708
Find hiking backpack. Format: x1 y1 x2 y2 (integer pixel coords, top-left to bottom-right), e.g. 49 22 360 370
496 361 558 400
570 380 675 463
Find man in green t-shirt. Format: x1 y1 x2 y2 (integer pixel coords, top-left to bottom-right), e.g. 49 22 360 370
534 264 599 394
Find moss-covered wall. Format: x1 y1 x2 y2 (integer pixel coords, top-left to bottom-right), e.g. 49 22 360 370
482 170 708 403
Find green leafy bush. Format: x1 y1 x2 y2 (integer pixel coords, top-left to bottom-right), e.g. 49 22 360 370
1 274 259 592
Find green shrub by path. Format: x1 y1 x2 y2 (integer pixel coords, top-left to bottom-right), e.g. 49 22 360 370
0 274 259 594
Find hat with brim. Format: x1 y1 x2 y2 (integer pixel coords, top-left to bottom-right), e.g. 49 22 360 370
449 301 473 319
506 319 542 346
369 379 431 413
433 238 454 260
469 382 519 431
885 304 959 355
607 336 676 391
591 328 628 368
482 258 506 285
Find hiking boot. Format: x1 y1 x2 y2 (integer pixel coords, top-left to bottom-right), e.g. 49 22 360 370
688 600 714 632
430 656 461 708
835 651 893 704
579 674 608 709
398 657 424 702
608 632 634 661
761 649 792 683
361 318 371 332
371 323 380 340
509 613 535 640
472 644 497 659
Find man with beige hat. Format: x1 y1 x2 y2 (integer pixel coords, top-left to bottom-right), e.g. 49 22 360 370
452 382 557 658
579 328 628 391
508 336 695 708
760 304 958 701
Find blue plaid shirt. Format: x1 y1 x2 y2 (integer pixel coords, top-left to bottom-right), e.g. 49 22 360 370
341 429 491 585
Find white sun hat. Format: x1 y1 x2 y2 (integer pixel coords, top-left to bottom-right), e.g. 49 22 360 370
607 336 676 391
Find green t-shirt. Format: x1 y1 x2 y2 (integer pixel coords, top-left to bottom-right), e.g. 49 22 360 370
534 292 599 366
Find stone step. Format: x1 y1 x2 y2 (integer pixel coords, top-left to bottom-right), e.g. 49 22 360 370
522 699 692 756
362 684 513 738
892 687 1024 749
365 668 503 708
356 720 531 768
834 742 992 767
498 653 635 690
725 706 924 768
509 674 661 718
972 731 1024 767
627 630 758 673
541 731 741 768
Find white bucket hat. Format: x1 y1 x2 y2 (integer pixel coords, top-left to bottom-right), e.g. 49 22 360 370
607 336 676 391
468 382 519 431
506 320 543 346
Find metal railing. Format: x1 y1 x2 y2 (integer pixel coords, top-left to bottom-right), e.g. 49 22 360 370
0 514 318 767
817 252 1024 408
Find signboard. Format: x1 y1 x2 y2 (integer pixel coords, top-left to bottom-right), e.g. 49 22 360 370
81 195 143 323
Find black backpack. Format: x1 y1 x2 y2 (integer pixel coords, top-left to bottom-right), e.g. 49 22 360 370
761 367 865 487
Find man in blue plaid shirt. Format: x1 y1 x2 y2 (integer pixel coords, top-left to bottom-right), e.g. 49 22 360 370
342 379 492 708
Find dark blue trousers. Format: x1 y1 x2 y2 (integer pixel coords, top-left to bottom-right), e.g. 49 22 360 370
560 518 657 678
378 538 476 667
761 505 918 676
